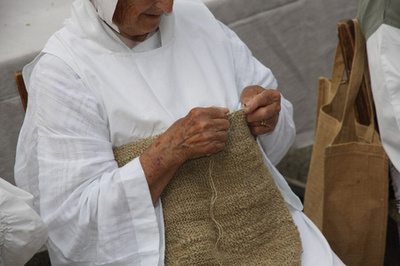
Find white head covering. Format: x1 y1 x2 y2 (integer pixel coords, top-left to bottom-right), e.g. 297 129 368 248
90 0 120 32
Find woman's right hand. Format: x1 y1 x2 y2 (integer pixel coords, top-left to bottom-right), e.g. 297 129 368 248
139 107 230 204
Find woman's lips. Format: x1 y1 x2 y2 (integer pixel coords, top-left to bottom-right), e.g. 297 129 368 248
144 12 163 19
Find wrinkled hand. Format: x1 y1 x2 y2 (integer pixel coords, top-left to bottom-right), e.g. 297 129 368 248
158 106 230 164
140 107 230 203
240 85 281 136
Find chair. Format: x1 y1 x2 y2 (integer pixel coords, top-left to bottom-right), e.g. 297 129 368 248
14 70 28 111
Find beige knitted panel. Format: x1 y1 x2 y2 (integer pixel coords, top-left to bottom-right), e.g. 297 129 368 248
114 110 302 265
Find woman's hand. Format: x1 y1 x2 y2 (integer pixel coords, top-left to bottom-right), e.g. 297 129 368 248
163 107 230 163
240 85 281 136
140 107 230 204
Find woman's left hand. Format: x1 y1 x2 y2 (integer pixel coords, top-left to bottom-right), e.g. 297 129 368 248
240 85 281 136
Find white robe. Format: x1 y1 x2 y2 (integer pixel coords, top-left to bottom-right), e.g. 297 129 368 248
15 0 343 265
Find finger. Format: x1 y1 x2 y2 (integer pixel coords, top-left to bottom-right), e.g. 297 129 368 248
203 139 228 157
183 129 229 157
193 139 227 158
184 111 230 135
248 114 279 136
212 118 231 132
186 107 229 122
205 106 230 119
244 90 280 114
245 102 281 124
240 85 264 107
191 129 229 145
244 90 280 115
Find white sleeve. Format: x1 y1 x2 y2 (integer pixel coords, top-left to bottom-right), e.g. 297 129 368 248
0 178 48 266
16 54 161 265
219 21 296 165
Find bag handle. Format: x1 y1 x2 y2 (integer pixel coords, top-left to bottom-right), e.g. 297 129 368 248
321 38 346 104
329 42 346 96
333 19 376 143
338 20 373 126
338 19 365 126
322 19 365 124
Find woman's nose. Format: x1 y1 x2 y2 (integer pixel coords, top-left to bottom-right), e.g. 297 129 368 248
156 0 173 14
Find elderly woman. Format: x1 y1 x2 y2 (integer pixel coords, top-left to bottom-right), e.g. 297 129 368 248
15 0 344 265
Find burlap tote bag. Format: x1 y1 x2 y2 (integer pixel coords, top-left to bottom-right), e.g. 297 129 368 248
304 19 388 266
114 110 302 265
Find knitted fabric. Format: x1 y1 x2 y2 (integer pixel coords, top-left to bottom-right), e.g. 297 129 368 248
113 110 302 265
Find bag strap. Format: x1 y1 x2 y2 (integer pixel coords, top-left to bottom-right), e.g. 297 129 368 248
323 19 365 125
329 42 346 95
339 19 365 127
338 20 373 126
332 19 377 143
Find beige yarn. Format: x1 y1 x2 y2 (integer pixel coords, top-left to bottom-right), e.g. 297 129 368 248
114 110 302 265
